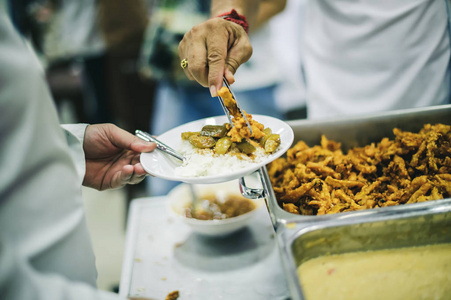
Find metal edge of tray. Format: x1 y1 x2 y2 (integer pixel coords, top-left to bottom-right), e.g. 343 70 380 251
278 200 451 300
260 104 451 232
286 104 451 150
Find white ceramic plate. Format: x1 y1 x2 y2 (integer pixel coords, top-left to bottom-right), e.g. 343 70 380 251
140 114 294 184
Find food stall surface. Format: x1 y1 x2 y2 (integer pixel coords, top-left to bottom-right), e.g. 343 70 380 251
119 196 291 300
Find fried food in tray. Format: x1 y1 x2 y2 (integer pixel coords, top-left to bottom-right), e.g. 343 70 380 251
180 87 281 157
267 123 451 215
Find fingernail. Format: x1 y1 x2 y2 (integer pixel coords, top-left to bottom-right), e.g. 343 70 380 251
225 70 235 84
210 85 217 97
146 141 157 148
139 140 155 148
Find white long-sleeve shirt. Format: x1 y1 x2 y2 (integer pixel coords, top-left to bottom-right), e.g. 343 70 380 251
0 7 123 300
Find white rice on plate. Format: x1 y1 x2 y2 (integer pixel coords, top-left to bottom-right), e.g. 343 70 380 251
174 140 269 177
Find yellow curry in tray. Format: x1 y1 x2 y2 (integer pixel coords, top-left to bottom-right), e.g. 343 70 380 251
298 243 451 300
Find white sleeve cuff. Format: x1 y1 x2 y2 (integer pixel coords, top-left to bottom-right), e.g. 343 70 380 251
60 124 89 181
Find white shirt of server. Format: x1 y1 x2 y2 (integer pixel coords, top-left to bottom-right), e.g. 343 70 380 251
302 0 450 119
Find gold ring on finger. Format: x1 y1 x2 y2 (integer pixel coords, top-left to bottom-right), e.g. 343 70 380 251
181 58 188 69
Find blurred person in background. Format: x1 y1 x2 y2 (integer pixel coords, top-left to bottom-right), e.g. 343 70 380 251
178 0 451 120
14 0 156 200
11 0 154 138
139 0 288 196
268 0 307 120
0 3 158 299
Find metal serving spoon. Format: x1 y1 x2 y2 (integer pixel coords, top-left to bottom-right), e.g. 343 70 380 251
135 130 185 162
217 76 253 136
188 184 199 218
136 130 201 214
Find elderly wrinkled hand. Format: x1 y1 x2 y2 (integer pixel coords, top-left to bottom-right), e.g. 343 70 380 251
178 17 253 97
82 124 156 191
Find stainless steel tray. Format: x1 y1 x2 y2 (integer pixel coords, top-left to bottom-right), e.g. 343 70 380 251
282 202 451 300
240 104 451 230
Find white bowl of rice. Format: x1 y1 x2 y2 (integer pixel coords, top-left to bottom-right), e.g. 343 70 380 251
167 180 265 236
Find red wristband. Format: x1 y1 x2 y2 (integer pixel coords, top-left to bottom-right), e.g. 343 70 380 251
216 9 249 34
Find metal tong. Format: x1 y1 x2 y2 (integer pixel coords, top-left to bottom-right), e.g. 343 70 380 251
217 76 253 136
135 130 185 162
